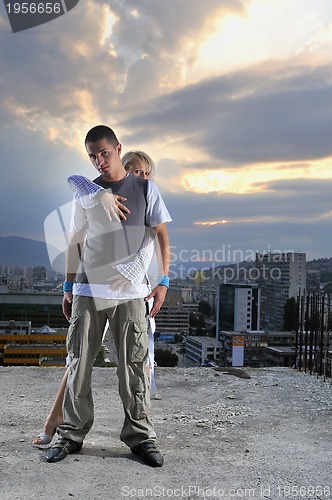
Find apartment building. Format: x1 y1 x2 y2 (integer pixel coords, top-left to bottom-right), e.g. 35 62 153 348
219 329 296 367
185 335 221 365
255 252 306 331
0 291 66 327
217 283 261 336
0 320 67 366
155 290 194 334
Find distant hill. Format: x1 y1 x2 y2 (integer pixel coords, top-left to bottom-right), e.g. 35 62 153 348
0 236 51 268
1 236 331 275
306 258 332 272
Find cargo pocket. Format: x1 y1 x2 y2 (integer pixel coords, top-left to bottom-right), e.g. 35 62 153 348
66 316 81 359
130 321 148 363
132 383 147 420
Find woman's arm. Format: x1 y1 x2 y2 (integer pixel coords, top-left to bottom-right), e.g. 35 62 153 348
67 175 130 220
144 223 170 318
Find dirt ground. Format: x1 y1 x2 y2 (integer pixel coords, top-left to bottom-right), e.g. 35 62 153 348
1 365 332 500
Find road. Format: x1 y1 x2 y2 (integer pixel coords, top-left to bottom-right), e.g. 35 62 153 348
104 334 197 367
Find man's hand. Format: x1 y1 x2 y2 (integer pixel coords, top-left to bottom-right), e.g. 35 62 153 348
99 192 130 221
145 285 168 318
62 292 73 322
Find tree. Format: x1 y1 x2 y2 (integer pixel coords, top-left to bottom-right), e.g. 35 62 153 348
154 348 178 367
323 282 332 294
198 300 211 317
283 298 298 331
189 312 205 328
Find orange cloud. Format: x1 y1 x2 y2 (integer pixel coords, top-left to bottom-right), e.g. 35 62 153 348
195 219 254 226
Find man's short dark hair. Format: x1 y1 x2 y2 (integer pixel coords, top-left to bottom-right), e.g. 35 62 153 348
85 125 119 147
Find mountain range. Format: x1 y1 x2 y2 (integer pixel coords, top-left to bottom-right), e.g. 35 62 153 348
0 235 331 273
0 236 51 268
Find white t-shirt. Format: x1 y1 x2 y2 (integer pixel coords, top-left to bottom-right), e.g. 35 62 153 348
71 179 171 300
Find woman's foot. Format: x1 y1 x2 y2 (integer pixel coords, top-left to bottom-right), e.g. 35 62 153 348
33 416 64 448
32 433 53 449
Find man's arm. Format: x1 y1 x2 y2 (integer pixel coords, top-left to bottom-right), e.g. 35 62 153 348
62 227 86 321
145 222 170 318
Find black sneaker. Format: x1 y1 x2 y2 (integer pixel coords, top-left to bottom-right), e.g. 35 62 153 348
45 437 82 463
131 441 164 467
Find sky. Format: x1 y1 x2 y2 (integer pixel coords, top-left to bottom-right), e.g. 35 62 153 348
1 0 332 271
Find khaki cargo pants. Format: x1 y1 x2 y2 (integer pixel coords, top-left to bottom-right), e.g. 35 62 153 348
57 295 155 449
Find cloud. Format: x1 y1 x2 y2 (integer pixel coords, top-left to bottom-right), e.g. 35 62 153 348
111 0 247 102
0 0 332 264
0 0 250 243
0 2 127 152
110 0 245 59
120 61 332 165
0 0 247 150
167 178 332 222
163 177 332 261
0 123 93 240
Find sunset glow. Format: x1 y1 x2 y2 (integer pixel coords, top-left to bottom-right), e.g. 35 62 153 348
1 0 332 259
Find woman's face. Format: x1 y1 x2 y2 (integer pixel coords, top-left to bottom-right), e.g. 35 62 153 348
128 160 151 179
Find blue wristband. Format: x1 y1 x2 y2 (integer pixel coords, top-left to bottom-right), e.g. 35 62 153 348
159 275 170 288
63 281 73 293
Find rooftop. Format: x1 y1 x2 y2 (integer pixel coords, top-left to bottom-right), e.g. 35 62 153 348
186 335 221 346
1 365 331 499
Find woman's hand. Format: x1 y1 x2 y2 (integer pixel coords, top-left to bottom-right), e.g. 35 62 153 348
99 192 130 221
107 272 133 292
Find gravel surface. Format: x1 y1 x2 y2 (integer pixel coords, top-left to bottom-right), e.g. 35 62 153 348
1 366 332 500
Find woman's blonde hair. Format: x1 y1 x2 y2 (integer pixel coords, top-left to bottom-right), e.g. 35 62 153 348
122 150 155 178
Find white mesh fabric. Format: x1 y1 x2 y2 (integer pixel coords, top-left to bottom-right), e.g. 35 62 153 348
67 175 103 209
113 227 155 287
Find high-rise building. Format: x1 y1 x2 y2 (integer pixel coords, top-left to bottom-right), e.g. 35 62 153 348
217 283 261 337
306 270 320 294
0 291 66 327
32 266 47 284
155 290 192 334
255 252 306 331
168 285 193 303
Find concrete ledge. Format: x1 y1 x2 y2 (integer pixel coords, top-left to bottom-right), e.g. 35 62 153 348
1 366 331 499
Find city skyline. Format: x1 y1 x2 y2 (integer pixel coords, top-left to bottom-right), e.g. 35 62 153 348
1 0 332 269
1 242 332 285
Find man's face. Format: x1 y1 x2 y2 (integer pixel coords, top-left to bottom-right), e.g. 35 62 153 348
86 139 123 181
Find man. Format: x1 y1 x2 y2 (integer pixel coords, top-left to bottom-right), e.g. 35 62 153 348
46 125 171 467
